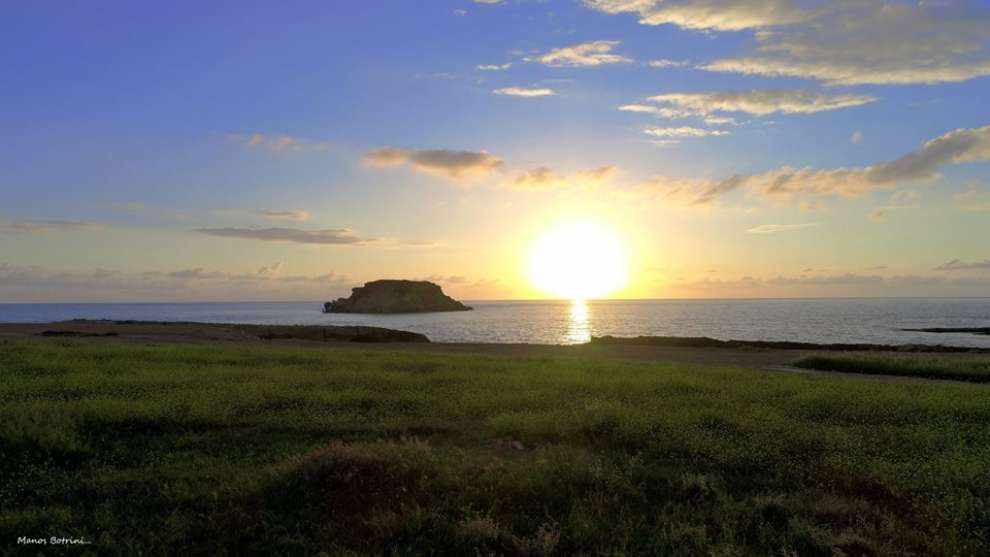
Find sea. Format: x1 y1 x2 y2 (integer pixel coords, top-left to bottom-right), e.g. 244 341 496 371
2 298 990 347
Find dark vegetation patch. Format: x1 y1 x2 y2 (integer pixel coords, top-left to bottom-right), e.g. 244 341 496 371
796 354 990 383
1 340 989 554
592 335 990 353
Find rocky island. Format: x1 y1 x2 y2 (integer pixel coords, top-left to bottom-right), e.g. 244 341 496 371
323 280 473 314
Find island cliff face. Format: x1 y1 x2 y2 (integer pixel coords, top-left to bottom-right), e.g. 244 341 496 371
324 280 473 314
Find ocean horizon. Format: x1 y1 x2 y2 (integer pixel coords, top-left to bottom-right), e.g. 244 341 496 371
3 297 989 347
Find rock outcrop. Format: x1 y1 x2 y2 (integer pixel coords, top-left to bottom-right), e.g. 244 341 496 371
324 280 473 314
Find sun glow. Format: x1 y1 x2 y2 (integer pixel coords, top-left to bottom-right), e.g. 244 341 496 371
528 221 628 300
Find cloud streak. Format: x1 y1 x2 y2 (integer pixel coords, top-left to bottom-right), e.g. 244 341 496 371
257 210 311 222
528 40 631 67
0 220 104 234
746 223 818 234
363 147 504 181
584 0 808 31
633 123 990 205
493 87 556 97
646 90 877 116
196 227 373 245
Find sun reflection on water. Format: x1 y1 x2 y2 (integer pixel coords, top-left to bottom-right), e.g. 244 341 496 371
565 299 591 344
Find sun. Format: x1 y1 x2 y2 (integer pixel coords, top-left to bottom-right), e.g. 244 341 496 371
528 221 628 300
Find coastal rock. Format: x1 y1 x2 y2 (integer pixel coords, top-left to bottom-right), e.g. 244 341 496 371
324 280 472 314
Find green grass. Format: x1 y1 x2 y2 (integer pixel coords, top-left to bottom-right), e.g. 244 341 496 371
2 339 990 555
796 353 990 383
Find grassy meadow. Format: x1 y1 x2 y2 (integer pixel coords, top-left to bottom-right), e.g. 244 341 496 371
2 338 990 555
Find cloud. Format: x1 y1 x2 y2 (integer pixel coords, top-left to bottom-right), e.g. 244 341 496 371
954 183 990 212
934 259 990 271
196 227 374 245
583 0 809 31
0 261 351 301
699 2 990 85
646 90 876 117
648 59 689 68
493 87 556 97
226 132 332 153
424 275 469 284
746 223 818 234
453 9 468 16
0 220 104 234
644 126 729 138
362 147 504 181
505 165 617 191
636 124 990 205
868 191 920 222
478 63 512 71
528 40 631 67
257 209 311 222
850 131 864 144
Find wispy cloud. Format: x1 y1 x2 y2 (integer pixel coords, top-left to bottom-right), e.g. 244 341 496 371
478 63 512 71
0 261 351 301
644 126 729 138
646 90 877 117
505 165 617 191
746 223 818 234
698 2 990 85
954 183 990 212
527 40 631 67
632 123 990 205
934 259 990 271
0 220 104 234
493 87 556 97
363 147 504 181
196 227 374 245
648 59 689 68
226 132 332 153
257 210 311 222
584 0 808 31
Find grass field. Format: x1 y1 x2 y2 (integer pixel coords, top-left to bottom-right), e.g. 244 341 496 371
796 353 990 383
2 339 990 555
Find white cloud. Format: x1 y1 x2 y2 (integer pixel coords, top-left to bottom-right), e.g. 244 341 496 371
746 223 818 234
478 63 512 71
528 40 631 67
646 90 877 116
363 147 505 181
493 87 557 97
583 0 809 31
644 126 729 138
851 131 864 144
699 2 990 85
648 59 689 68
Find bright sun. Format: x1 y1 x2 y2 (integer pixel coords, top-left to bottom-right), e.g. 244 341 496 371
528 221 628 300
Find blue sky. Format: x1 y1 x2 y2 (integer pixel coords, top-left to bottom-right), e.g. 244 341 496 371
1 1 989 301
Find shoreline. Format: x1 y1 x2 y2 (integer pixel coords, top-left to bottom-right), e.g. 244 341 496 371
3 321 989 374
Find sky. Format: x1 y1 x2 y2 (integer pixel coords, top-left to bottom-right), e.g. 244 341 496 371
1 0 989 301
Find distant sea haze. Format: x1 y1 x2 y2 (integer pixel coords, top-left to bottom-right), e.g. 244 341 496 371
2 298 990 348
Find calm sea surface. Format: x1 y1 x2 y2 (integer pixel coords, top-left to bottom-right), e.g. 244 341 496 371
1 299 989 347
